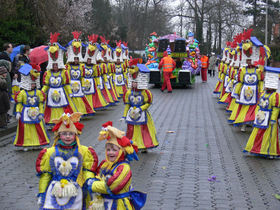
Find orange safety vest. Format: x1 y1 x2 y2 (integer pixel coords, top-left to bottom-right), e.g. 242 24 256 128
201 56 209 68
162 56 174 72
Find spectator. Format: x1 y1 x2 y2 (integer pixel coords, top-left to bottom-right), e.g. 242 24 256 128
0 66 10 128
0 43 13 98
0 59 12 98
209 52 217 77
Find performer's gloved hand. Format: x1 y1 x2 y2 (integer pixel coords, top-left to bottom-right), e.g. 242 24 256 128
38 115 44 121
37 194 43 206
87 178 99 193
271 120 276 125
69 93 73 98
16 113 21 120
119 117 125 122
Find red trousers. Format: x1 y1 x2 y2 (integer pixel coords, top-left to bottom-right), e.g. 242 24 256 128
201 68 207 82
161 71 172 92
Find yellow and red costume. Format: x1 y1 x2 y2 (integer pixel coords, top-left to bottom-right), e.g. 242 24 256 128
14 64 50 148
42 32 77 125
65 31 95 116
88 122 146 210
36 111 98 209
82 34 108 110
122 59 159 150
244 67 280 158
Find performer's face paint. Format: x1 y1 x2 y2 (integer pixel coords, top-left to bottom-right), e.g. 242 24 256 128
60 132 76 145
106 143 120 162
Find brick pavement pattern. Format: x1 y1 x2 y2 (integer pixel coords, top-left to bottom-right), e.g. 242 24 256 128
0 76 280 210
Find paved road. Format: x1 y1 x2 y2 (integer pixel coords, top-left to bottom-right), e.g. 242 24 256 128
0 75 280 210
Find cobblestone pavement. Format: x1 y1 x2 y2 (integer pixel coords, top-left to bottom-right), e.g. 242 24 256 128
1 75 280 210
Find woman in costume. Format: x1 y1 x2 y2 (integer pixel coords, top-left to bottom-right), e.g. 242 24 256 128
42 32 77 125
88 121 146 210
226 33 243 113
213 43 230 96
95 37 115 105
244 66 280 158
83 34 108 110
36 111 98 210
230 29 269 131
113 41 127 96
65 31 95 116
99 36 119 103
14 63 50 150
122 59 159 152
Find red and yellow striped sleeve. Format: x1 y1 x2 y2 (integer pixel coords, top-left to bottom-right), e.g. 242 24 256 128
91 163 132 195
107 163 132 194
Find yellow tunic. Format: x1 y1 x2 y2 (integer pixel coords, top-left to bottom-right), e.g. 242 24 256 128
14 89 50 147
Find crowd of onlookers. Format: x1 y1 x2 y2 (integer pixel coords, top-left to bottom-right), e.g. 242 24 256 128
0 43 31 128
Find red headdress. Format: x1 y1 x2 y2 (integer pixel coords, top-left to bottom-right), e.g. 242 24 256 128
50 32 60 44
31 63 41 72
226 41 231 47
116 40 122 48
231 41 237 48
122 41 128 47
129 58 139 67
100 36 109 44
242 28 253 41
72 31 82 40
150 32 157 36
88 34 99 43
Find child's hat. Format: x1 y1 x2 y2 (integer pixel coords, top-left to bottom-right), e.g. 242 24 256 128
98 121 138 161
52 109 84 137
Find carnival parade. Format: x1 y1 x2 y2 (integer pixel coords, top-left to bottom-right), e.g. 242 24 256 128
1 0 280 209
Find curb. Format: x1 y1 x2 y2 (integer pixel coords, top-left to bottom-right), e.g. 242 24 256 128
0 121 17 140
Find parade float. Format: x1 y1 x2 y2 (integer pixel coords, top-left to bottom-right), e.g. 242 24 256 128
146 32 201 87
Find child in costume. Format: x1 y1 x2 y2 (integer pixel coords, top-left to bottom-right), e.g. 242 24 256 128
36 111 99 210
122 59 159 152
88 121 146 210
14 63 50 150
83 34 108 110
244 66 280 158
42 32 77 125
65 31 95 116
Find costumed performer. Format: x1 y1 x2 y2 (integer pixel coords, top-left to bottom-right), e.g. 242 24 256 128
243 66 280 158
14 63 50 150
42 32 77 125
87 121 146 210
83 34 108 110
230 29 270 131
122 59 159 152
113 41 127 96
65 31 95 116
36 111 99 210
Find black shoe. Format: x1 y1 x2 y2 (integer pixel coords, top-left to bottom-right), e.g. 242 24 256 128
168 91 172 93
160 89 164 92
